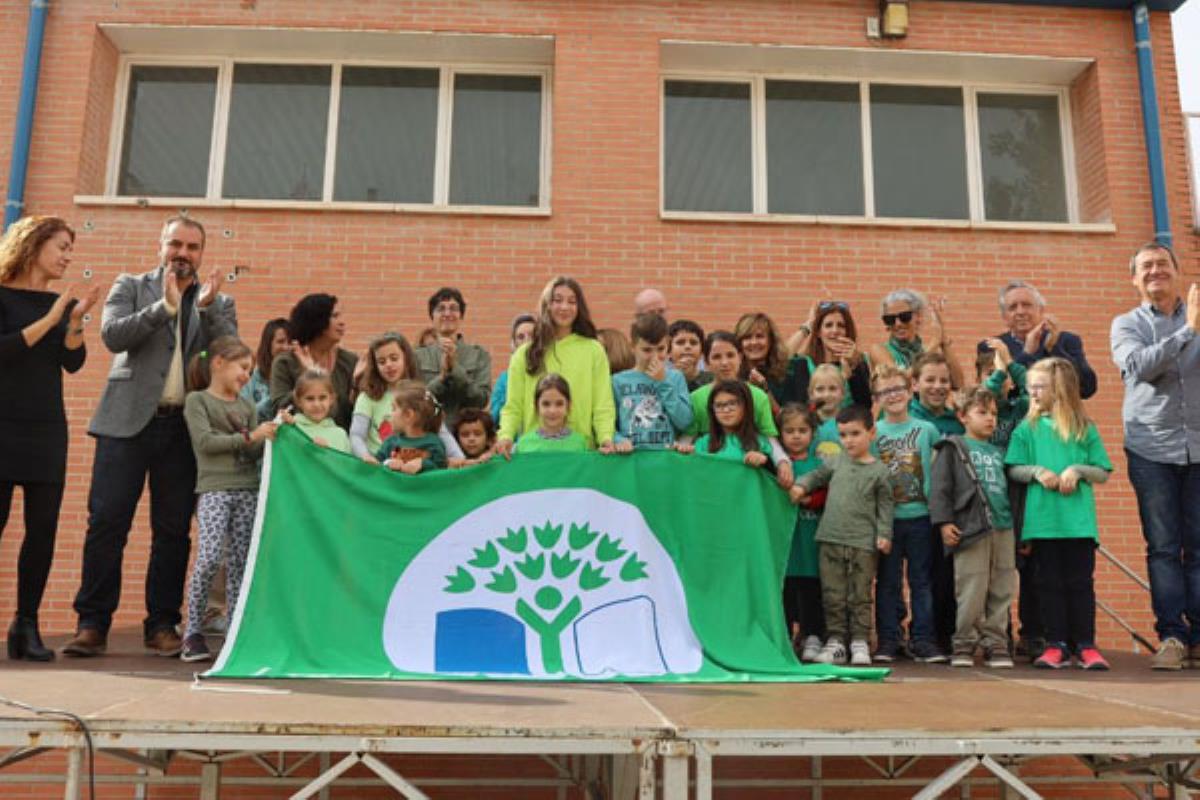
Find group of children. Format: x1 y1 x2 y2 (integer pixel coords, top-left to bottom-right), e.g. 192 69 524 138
177 308 1113 672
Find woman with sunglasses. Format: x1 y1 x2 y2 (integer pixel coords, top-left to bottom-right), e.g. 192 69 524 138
867 289 964 388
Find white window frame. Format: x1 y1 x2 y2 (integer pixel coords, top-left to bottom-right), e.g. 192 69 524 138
660 70 1086 231
101 55 553 215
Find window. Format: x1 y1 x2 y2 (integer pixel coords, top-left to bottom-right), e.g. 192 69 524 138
112 61 549 209
662 76 1075 224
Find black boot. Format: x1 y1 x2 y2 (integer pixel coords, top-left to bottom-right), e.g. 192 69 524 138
7 616 54 662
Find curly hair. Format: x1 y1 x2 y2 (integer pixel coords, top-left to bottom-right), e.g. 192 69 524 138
288 293 338 346
358 332 419 401
0 216 75 284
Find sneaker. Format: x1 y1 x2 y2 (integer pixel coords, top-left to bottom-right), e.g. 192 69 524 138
201 613 229 636
1018 637 1047 663
984 649 1014 669
61 627 107 658
873 640 899 663
1077 647 1110 671
180 634 211 663
815 638 847 665
910 640 948 664
800 635 822 663
850 640 871 666
144 628 183 657
950 650 974 668
1034 645 1068 669
1150 638 1186 671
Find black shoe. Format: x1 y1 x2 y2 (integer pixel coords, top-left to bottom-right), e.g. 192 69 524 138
7 616 55 662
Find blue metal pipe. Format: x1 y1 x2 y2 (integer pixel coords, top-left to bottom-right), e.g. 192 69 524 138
1132 0 1172 247
3 0 50 231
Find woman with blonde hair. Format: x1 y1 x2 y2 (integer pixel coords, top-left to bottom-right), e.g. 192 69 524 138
0 215 100 661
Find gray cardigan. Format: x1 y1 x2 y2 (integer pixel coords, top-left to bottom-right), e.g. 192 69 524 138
929 436 994 553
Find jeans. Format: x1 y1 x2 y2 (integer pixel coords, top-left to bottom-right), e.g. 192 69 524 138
875 515 935 645
1125 450 1200 646
73 415 197 637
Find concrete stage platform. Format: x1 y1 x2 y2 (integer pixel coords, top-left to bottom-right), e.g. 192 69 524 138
0 632 1198 798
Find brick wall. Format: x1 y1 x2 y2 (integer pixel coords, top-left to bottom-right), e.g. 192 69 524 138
0 0 1196 652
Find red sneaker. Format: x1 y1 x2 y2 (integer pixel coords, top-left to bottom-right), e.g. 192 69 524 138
1034 645 1068 669
1077 647 1110 671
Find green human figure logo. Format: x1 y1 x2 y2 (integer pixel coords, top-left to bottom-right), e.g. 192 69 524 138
443 521 649 673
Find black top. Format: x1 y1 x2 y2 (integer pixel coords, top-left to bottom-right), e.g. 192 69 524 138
979 330 1098 400
769 355 873 410
0 287 86 483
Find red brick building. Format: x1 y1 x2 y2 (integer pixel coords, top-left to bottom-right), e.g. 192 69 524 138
0 0 1196 649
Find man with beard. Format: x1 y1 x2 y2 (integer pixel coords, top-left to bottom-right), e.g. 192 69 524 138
62 217 237 658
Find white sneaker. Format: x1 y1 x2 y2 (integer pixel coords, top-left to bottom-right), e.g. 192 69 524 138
800 635 822 663
850 640 871 666
815 638 847 665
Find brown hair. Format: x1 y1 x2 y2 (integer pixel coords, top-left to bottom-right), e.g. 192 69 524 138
958 385 999 416
870 362 911 389
629 312 669 345
733 312 788 384
392 379 444 434
0 216 75 284
526 276 598 375
778 402 821 433
534 373 572 408
598 328 635 373
293 369 335 407
705 379 761 455
808 302 860 364
187 336 253 392
911 349 951 382
358 332 418 401
255 318 290 381
452 407 496 447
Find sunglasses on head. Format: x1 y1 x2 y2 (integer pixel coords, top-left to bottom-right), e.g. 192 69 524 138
819 301 849 313
882 311 915 327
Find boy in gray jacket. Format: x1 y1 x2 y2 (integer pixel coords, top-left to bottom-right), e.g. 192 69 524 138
930 387 1016 668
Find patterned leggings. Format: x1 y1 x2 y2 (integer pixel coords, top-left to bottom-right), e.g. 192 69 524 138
186 490 257 638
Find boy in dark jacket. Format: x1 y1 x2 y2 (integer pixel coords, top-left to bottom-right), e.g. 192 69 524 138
930 386 1016 669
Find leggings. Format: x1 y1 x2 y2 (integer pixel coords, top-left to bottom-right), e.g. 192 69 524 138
783 576 826 640
185 490 258 638
0 481 65 620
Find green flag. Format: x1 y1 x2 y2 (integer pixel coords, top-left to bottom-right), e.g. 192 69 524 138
208 425 886 682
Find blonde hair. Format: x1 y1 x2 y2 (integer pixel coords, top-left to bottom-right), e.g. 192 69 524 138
0 216 75 283
810 363 844 390
870 362 911 389
1025 357 1089 441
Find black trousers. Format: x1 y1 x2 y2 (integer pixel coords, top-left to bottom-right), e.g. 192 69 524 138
73 415 197 637
1033 538 1096 651
0 481 65 619
931 528 957 650
783 576 825 640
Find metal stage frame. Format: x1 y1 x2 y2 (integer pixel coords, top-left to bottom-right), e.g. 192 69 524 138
0 644 1197 799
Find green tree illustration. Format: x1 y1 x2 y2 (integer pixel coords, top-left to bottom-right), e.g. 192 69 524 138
443 521 649 673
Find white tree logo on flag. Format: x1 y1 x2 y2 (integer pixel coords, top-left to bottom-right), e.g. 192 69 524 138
381 489 703 678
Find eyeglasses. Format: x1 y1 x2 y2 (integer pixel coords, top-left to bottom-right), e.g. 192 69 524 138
819 301 850 313
713 400 743 412
881 311 915 327
873 386 908 399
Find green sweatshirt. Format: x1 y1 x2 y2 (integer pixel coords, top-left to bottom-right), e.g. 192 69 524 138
498 334 615 449
797 454 895 552
183 391 263 493
515 429 588 454
909 398 965 439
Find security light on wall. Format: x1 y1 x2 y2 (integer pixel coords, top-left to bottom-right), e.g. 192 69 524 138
881 0 909 37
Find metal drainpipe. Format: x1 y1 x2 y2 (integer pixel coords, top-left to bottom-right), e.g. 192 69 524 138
3 0 50 231
1132 0 1173 247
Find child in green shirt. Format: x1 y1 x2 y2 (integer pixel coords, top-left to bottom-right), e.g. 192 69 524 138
514 373 588 454
1005 357 1112 671
283 369 351 454
691 380 773 466
779 404 826 662
376 380 448 473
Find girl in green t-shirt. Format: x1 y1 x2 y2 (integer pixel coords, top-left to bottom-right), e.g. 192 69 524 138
514 373 588 454
349 332 419 462
1005 357 1112 672
691 380 773 467
779 403 826 662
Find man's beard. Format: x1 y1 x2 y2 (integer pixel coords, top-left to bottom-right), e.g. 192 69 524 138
168 258 197 281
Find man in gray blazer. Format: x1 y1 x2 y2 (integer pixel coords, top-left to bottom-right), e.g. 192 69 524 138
62 216 236 657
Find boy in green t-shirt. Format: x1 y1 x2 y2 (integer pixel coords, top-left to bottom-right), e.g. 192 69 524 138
930 387 1017 669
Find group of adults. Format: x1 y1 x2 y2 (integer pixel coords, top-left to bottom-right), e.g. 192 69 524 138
0 213 1196 670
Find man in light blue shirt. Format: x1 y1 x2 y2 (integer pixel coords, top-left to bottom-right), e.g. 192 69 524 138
1110 241 1200 671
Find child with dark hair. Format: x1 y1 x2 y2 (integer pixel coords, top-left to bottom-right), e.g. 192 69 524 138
240 318 290 420
612 313 693 452
779 403 826 661
514 374 588 454
452 408 496 466
793 405 894 666
909 351 965 439
181 337 278 662
668 319 713 392
284 370 351 453
376 380 447 474
490 314 537 424
691 380 772 466
930 386 1017 668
